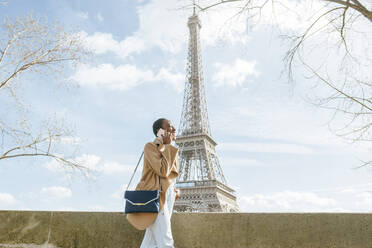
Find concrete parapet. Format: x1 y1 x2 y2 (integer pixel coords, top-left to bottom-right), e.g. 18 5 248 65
0 211 371 248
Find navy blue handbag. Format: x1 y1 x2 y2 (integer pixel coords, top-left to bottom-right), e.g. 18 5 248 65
124 150 162 214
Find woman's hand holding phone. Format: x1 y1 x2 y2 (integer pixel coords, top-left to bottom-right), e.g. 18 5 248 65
162 131 172 144
157 128 165 138
157 128 172 145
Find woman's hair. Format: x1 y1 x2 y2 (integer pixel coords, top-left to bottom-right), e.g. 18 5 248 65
152 118 167 137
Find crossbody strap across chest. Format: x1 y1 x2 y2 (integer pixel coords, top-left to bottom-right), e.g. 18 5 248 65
125 142 162 192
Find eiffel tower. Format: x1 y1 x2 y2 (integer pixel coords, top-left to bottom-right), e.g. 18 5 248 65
174 6 240 213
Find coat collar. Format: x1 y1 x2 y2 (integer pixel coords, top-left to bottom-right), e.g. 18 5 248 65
153 136 163 146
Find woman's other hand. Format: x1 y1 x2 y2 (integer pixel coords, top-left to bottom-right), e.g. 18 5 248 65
174 187 180 200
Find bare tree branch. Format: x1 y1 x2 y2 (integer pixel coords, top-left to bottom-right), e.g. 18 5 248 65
0 13 92 176
324 0 372 22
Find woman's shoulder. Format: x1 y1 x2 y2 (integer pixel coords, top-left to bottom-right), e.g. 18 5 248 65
144 141 156 150
144 137 163 150
143 141 162 155
145 137 161 147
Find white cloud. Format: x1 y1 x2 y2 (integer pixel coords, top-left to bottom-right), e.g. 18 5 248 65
80 31 146 58
73 63 184 92
111 184 128 200
79 0 255 59
197 4 252 46
155 67 185 93
126 0 329 53
322 183 372 195
72 63 153 90
0 193 17 206
43 154 99 182
74 154 102 171
219 142 314 154
212 58 260 87
96 12 104 22
60 136 82 145
230 185 241 191
256 0 323 31
76 11 89 20
55 206 76 211
339 188 355 194
44 154 135 177
239 190 339 212
199 0 328 33
219 157 263 167
355 192 372 210
237 183 372 213
40 186 72 200
100 162 134 175
43 153 100 174
87 205 105 211
212 102 369 155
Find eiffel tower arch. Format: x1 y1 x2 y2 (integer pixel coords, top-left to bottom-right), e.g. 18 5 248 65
174 7 240 213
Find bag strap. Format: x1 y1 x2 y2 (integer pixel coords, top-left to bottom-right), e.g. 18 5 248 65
125 149 162 192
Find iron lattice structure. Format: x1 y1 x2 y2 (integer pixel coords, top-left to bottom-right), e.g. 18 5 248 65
174 10 240 213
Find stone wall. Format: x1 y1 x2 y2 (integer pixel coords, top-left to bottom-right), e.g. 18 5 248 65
0 211 371 248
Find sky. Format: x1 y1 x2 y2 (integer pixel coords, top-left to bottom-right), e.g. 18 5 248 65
0 0 372 213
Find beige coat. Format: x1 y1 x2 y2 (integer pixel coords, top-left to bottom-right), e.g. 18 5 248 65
126 136 179 230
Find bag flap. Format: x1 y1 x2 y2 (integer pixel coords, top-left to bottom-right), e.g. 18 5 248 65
124 190 160 205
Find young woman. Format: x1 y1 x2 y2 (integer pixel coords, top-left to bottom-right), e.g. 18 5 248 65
127 118 180 248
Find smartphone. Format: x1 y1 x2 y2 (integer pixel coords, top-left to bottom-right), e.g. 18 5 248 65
157 128 166 138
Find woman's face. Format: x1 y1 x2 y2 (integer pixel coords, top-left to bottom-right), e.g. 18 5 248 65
162 119 176 135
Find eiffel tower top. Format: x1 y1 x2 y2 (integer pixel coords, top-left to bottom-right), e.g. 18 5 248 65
177 6 213 140
188 4 200 27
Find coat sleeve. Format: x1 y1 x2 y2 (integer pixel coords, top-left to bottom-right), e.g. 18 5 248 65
144 140 179 178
